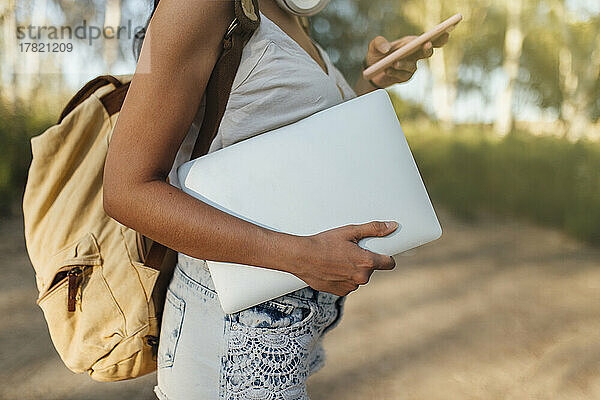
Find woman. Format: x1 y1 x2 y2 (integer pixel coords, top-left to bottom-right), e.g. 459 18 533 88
103 0 448 398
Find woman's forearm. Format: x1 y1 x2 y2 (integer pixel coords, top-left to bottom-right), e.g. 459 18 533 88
104 178 307 274
100 2 311 275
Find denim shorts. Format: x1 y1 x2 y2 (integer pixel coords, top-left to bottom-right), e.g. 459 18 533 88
154 252 346 400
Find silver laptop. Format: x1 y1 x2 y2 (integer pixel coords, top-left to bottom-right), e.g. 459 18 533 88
178 89 442 313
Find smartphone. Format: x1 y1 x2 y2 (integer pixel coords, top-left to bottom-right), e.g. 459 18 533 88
362 13 463 82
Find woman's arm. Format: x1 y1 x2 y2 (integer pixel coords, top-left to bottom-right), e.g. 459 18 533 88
103 0 397 297
104 0 298 272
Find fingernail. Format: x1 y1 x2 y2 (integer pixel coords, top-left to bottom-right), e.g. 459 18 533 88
382 42 391 53
385 221 398 230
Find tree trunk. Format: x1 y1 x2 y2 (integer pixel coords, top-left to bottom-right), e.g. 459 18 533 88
494 0 524 136
424 0 455 126
103 0 122 73
1 0 18 108
559 46 600 140
556 3 600 140
18 0 47 107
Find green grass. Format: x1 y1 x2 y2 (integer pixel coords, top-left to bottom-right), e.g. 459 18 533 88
401 119 600 245
0 103 53 215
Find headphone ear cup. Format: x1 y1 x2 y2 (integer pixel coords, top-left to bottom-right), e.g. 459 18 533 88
275 0 330 17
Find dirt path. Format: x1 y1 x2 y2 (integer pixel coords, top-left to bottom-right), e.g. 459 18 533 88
2 209 599 400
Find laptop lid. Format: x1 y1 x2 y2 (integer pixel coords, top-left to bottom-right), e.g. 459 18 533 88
178 89 442 313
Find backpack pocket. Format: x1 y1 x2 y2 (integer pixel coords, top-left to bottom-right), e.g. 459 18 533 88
36 232 127 374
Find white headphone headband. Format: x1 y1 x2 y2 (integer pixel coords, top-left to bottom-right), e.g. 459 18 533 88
275 0 331 16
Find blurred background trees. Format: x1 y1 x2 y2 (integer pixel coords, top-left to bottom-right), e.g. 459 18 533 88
0 0 599 243
313 0 600 138
2 0 599 130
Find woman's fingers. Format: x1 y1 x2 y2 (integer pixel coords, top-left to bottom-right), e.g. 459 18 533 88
366 33 448 88
303 222 400 295
393 60 418 74
345 221 398 270
432 32 450 47
367 36 395 66
390 35 417 50
385 68 415 82
423 41 434 56
370 35 392 55
381 32 449 65
348 221 399 242
371 254 396 271
403 42 434 62
371 61 417 86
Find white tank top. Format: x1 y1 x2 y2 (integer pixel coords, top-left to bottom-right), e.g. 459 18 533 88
168 12 357 188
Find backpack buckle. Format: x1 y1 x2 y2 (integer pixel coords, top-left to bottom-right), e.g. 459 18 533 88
144 335 159 360
224 18 240 40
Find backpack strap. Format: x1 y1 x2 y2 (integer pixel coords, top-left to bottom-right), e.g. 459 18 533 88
57 75 123 123
190 0 259 159
144 0 260 273
101 83 130 116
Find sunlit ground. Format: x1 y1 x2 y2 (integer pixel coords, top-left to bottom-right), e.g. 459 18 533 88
2 207 599 400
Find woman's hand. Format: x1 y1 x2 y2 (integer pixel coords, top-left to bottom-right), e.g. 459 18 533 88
356 33 449 93
288 221 399 296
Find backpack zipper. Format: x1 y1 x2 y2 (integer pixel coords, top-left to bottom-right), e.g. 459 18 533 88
67 267 83 312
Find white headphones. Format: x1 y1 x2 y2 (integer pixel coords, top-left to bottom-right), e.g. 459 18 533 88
275 0 331 16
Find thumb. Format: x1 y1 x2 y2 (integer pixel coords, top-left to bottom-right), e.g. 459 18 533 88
352 221 399 241
371 36 392 55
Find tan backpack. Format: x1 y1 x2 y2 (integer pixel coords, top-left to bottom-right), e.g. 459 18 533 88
22 0 260 382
